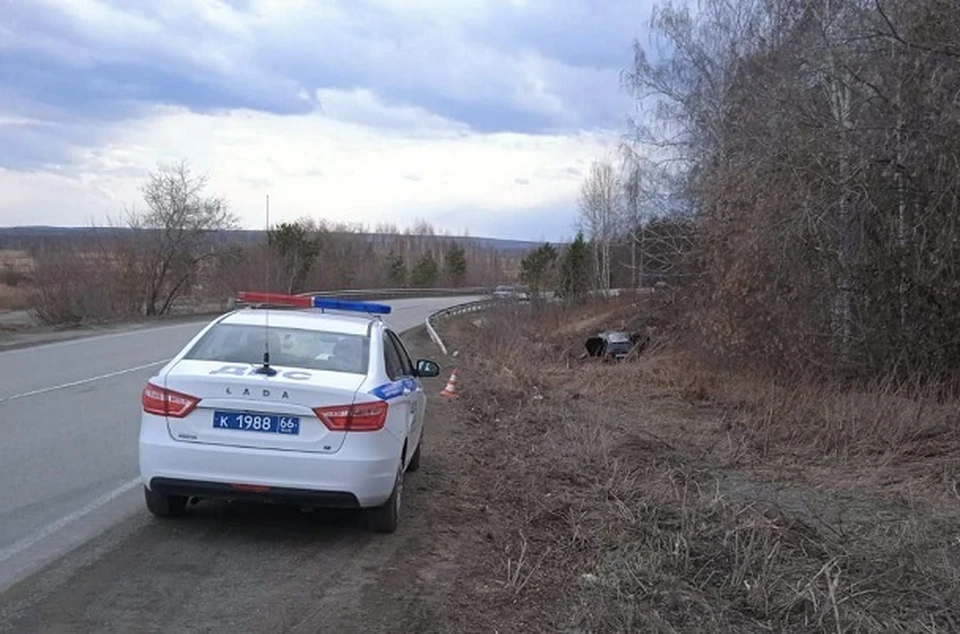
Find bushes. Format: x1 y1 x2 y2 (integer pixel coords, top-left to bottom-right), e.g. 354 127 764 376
28 247 137 325
622 0 960 382
1 263 25 288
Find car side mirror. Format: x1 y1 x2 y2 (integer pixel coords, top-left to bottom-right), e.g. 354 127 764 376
415 359 441 378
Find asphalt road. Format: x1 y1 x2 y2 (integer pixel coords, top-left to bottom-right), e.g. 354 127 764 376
0 296 479 595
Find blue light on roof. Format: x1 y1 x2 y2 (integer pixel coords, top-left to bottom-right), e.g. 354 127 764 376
310 297 392 315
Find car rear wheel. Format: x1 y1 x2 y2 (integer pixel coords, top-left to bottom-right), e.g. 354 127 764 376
144 486 188 518
406 438 422 473
369 462 403 533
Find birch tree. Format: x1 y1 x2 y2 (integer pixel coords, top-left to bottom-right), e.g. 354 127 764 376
619 148 646 288
578 159 622 290
622 0 960 378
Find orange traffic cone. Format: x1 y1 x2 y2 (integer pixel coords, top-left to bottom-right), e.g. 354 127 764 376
441 369 459 398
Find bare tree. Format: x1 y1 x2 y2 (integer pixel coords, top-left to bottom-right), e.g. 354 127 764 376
618 147 649 288
622 0 960 380
126 161 238 316
579 159 622 290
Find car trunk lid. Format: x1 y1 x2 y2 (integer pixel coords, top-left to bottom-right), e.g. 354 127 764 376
160 359 365 453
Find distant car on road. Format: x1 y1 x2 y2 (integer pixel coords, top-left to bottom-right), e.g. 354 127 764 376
138 291 441 533
492 284 530 301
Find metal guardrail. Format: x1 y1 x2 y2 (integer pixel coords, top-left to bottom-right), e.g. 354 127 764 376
294 288 495 355
425 299 493 355
296 289 493 355
299 287 491 301
421 289 645 355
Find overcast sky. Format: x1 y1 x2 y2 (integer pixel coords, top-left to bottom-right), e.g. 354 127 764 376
0 0 654 241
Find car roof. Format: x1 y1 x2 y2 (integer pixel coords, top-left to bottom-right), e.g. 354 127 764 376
217 308 376 336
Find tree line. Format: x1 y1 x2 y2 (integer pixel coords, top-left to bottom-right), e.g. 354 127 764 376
25 161 518 324
259 217 471 294
518 162 697 300
574 0 960 382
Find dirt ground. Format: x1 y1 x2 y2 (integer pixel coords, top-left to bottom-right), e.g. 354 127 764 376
432 300 960 632
2 310 959 633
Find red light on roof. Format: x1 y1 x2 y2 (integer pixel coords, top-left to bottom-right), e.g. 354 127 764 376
237 291 312 307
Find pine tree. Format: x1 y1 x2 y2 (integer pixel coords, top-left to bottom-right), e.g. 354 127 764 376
444 242 467 286
386 252 407 287
268 220 322 294
520 243 557 300
410 252 440 287
558 232 591 301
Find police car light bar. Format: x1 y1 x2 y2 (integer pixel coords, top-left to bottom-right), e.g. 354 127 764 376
310 297 392 315
236 291 392 315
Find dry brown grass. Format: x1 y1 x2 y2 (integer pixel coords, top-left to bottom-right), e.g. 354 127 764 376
0 250 33 311
436 300 960 632
0 249 33 269
0 284 29 312
632 350 960 483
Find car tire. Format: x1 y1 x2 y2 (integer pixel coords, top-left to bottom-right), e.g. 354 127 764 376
143 486 188 518
406 438 422 473
369 462 403 534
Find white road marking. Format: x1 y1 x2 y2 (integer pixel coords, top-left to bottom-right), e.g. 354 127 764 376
0 478 141 565
0 360 168 403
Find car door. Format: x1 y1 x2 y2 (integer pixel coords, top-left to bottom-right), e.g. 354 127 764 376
382 330 417 451
386 330 425 446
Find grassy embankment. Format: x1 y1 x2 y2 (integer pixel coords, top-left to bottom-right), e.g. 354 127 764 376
428 296 960 632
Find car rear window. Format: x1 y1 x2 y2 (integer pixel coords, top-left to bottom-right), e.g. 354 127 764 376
184 323 370 374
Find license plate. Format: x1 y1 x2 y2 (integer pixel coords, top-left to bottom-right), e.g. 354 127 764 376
213 411 300 435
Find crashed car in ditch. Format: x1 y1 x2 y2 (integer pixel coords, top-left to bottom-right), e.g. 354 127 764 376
584 330 647 361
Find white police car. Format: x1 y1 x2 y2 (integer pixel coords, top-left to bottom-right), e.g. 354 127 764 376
138 291 441 533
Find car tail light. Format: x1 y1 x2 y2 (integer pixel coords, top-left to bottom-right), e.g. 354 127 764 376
142 383 200 418
313 401 388 432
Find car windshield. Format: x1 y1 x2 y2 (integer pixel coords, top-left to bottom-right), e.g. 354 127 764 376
605 332 631 343
184 323 370 374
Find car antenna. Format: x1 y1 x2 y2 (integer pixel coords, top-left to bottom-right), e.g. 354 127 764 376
255 193 277 376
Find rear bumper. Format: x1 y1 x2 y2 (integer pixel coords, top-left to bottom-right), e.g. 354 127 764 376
148 478 361 508
139 416 402 508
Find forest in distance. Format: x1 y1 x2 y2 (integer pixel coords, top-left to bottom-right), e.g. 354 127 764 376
0 190 539 325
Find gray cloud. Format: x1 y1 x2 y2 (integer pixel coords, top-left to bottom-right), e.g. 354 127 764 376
0 0 647 170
